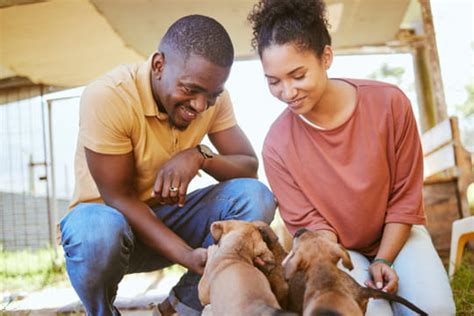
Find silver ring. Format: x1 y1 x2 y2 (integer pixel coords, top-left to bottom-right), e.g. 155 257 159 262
169 186 178 193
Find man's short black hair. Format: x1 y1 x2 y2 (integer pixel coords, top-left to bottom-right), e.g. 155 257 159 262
159 15 234 68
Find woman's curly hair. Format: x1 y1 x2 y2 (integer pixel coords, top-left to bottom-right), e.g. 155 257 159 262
248 0 331 57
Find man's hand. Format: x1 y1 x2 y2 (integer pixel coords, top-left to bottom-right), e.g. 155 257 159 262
85 148 204 272
185 247 208 275
366 261 399 294
152 147 204 206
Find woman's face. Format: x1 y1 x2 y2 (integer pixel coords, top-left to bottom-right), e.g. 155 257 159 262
261 43 332 115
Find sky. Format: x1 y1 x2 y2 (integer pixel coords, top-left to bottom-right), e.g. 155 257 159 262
1 0 473 199
431 0 473 107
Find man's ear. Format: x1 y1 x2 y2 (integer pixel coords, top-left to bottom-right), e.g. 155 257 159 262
151 51 165 79
210 221 226 243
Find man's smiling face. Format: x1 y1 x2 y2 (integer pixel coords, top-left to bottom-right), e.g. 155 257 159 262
151 52 231 130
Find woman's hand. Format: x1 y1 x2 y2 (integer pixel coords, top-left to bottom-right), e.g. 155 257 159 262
365 223 410 294
366 261 399 294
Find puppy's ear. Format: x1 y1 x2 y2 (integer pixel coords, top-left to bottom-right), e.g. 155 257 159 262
253 220 268 227
334 244 354 270
282 250 302 280
210 221 225 243
257 224 278 245
294 228 309 238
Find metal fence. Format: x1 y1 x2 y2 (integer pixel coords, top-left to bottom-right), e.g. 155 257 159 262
0 85 79 270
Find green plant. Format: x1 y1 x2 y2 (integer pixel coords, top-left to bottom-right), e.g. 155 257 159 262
451 251 474 315
1 247 67 293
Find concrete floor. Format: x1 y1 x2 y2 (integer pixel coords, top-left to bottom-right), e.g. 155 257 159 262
2 272 180 315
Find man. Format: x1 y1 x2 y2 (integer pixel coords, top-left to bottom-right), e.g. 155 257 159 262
59 15 276 315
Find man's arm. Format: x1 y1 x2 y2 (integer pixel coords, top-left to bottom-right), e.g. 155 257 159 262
85 148 207 274
153 124 257 206
205 125 258 180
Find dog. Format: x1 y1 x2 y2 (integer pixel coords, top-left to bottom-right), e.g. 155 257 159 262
283 229 428 316
198 220 297 316
257 223 305 312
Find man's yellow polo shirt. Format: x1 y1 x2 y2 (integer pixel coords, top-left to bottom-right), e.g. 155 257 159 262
69 56 237 209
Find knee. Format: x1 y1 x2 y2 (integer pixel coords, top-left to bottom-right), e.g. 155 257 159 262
224 178 277 223
60 204 133 267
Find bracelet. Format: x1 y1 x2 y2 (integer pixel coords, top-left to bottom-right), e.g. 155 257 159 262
372 258 393 267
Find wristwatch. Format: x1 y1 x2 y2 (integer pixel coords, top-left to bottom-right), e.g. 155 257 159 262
196 144 215 159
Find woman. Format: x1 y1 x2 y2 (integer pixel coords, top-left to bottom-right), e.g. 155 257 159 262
248 0 455 315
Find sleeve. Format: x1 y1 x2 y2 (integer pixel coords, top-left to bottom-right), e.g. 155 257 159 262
262 142 337 236
79 81 133 155
385 90 426 224
208 89 237 134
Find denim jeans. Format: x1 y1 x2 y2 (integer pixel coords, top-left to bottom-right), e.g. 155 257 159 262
59 178 276 316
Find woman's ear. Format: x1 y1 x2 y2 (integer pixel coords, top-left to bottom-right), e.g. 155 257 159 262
322 45 334 70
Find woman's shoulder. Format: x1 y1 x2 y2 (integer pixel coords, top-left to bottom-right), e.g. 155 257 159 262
340 78 411 114
342 79 414 130
268 108 296 134
342 78 407 98
263 109 297 151
339 78 395 88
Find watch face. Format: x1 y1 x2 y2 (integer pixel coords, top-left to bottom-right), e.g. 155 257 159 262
199 144 214 159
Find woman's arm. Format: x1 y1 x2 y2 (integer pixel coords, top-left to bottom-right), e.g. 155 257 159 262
366 223 411 293
366 91 426 294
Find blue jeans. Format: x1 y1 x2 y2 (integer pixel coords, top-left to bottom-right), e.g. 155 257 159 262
59 178 276 316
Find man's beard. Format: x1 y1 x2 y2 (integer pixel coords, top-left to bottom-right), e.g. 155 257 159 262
168 116 188 131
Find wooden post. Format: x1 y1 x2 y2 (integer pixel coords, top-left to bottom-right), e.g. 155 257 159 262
418 0 448 124
412 44 437 131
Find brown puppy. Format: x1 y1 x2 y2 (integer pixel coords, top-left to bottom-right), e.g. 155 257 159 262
198 220 297 316
283 229 428 316
257 223 305 312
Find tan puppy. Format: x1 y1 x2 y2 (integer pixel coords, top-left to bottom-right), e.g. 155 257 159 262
198 220 297 316
283 229 428 316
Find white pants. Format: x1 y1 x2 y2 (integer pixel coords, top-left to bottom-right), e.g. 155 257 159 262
340 225 456 316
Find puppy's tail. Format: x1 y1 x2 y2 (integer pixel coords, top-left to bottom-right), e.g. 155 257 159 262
361 288 428 316
254 304 298 316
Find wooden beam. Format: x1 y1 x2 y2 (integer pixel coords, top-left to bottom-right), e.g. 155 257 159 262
418 0 448 123
412 44 437 131
0 0 45 9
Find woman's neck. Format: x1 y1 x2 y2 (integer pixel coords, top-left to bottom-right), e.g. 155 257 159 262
303 79 357 129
